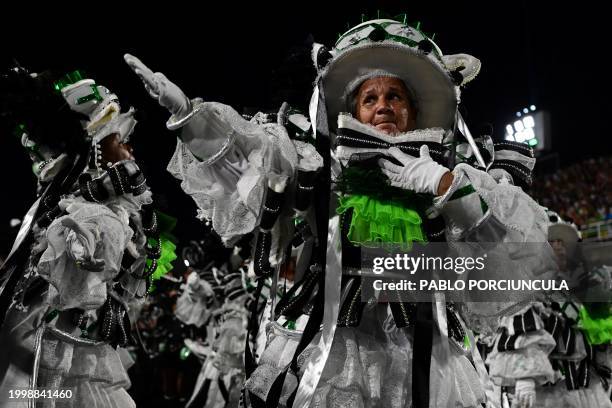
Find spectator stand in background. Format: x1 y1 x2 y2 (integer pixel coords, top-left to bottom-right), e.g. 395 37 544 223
531 156 612 236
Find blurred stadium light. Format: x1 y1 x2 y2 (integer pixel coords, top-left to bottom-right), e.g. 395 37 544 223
505 106 550 151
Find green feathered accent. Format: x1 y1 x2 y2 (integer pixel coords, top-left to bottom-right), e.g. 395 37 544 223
579 305 612 345
150 234 177 282
337 194 426 250
334 163 432 250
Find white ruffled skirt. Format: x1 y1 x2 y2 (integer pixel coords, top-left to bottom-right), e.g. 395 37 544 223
300 305 486 408
0 302 135 408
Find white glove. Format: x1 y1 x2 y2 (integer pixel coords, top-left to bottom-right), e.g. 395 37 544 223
124 53 191 119
378 145 450 196
514 378 536 408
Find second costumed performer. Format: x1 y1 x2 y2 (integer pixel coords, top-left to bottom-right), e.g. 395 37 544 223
0 68 175 407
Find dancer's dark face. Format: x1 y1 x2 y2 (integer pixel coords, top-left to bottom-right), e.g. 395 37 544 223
100 133 134 164
549 239 568 270
355 77 417 135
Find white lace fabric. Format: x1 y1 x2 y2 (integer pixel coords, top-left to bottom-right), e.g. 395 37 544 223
433 163 559 331
167 102 300 246
38 339 135 408
295 303 487 408
37 197 133 311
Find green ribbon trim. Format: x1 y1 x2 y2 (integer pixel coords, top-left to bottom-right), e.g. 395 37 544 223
283 320 297 330
44 309 59 323
449 184 476 201
480 197 489 214
447 184 488 214
337 194 426 251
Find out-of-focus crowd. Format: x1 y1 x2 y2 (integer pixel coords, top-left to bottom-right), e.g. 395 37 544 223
532 156 612 227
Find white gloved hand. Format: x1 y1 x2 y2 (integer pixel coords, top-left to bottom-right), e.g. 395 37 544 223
514 378 536 408
124 53 191 119
378 145 450 196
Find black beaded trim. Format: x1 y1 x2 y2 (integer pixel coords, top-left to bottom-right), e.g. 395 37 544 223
97 295 133 347
275 263 321 319
337 278 365 327
140 205 157 235
489 160 533 186
493 141 534 158
79 173 109 203
389 298 417 328
446 304 467 345
129 171 147 196
253 230 272 277
423 216 446 242
145 237 162 259
142 258 158 278
37 205 65 229
295 170 317 212
100 297 117 342
336 127 447 164
260 189 284 230
108 164 129 196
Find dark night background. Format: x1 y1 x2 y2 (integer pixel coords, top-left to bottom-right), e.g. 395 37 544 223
1 1 610 256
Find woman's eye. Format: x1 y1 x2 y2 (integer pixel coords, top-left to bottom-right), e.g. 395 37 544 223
362 96 376 104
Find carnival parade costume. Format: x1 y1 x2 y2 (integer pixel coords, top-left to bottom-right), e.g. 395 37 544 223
485 213 612 407
0 68 175 407
124 17 563 408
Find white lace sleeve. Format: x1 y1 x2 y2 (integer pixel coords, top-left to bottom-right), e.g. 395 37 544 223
435 163 550 242
434 164 559 329
37 198 132 311
167 102 298 245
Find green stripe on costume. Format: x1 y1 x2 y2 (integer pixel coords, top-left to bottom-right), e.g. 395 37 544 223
449 184 476 201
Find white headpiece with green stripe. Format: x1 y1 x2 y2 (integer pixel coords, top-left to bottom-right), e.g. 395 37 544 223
58 74 137 145
315 19 481 132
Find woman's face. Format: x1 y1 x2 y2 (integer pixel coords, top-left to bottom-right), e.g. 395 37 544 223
355 77 417 135
100 133 134 165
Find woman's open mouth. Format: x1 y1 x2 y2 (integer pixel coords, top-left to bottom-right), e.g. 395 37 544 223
375 122 398 133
